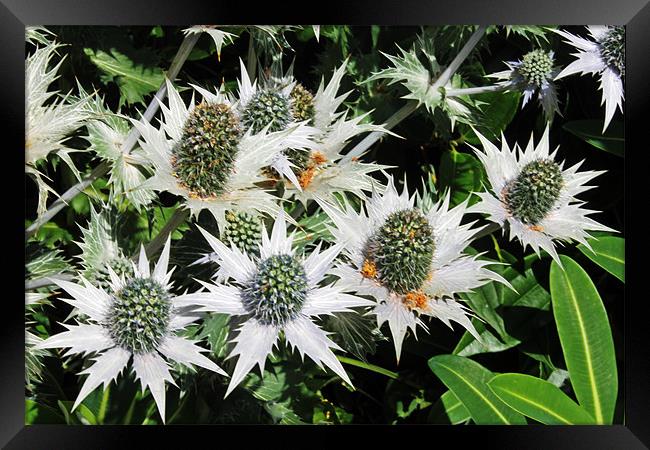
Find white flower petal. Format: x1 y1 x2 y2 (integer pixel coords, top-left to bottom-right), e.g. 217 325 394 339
303 243 343 287
73 347 130 411
158 335 227 376
283 316 352 385
35 323 114 356
137 244 150 278
174 282 247 315
374 298 422 363
132 352 175 424
152 237 171 284
225 320 279 398
301 285 374 316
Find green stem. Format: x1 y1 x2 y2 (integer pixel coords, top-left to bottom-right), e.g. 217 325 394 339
139 208 190 260
97 383 110 424
336 355 399 380
445 84 506 97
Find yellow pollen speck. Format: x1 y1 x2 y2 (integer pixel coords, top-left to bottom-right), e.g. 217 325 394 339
361 259 377 279
529 225 544 232
312 151 328 166
299 166 316 189
402 290 429 311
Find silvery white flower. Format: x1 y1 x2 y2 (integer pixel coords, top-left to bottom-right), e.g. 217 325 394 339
177 213 374 397
26 39 92 215
468 127 615 263
487 49 561 122
277 61 392 204
35 238 226 423
132 79 290 230
554 26 624 132
182 26 237 60
235 59 323 190
319 176 507 362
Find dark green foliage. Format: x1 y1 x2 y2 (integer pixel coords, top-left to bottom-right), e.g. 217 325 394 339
106 277 172 353
242 254 309 326
503 159 563 225
365 208 435 294
172 102 241 198
600 26 625 78
518 49 554 86
223 211 262 254
241 89 292 134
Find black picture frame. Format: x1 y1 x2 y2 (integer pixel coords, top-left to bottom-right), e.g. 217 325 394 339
5 0 648 447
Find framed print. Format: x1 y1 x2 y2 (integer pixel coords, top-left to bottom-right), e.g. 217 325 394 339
4 0 649 447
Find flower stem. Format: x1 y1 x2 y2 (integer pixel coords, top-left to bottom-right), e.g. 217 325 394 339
141 208 190 260
25 33 200 240
336 355 399 379
25 274 76 291
444 84 507 97
346 26 487 160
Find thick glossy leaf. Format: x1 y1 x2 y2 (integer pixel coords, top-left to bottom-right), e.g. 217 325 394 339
563 120 624 157
488 373 595 424
428 355 527 424
578 235 624 282
550 256 618 424
428 390 471 424
438 149 486 206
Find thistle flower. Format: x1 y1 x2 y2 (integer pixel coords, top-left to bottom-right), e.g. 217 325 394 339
236 59 323 190
177 213 374 397
25 38 92 215
554 26 624 131
35 239 226 423
278 62 391 204
487 49 561 122
468 127 615 263
132 79 291 230
320 176 507 362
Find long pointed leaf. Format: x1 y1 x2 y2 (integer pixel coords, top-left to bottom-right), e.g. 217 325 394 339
428 355 527 424
577 236 625 283
550 255 618 424
488 373 595 424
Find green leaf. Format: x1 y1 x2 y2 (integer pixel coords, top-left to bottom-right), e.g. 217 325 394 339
550 255 618 424
84 47 164 106
563 120 624 157
488 373 595 424
428 355 527 424
438 149 485 206
460 90 521 145
577 235 624 282
428 390 471 424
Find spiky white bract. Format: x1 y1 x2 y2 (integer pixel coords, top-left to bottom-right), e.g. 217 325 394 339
487 49 561 122
366 46 473 129
34 238 226 423
320 176 507 362
554 26 624 132
133 79 288 231
75 84 155 210
177 213 373 397
281 61 392 204
26 38 92 215
468 127 615 264
182 26 237 60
